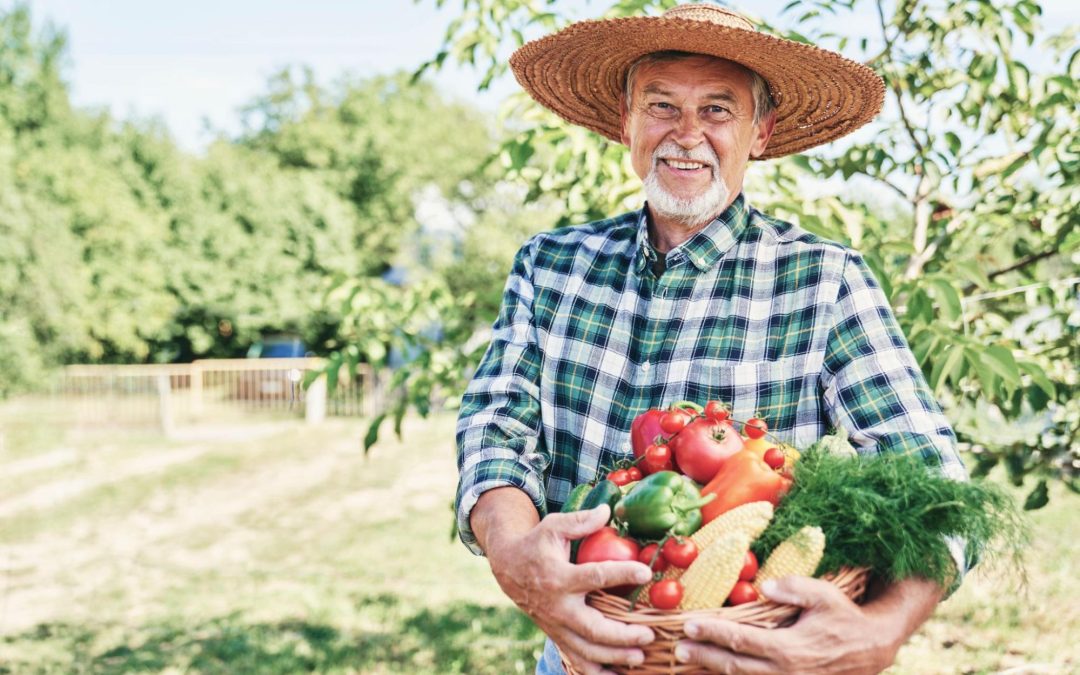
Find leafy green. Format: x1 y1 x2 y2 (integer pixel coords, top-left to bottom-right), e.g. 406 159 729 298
752 440 1028 587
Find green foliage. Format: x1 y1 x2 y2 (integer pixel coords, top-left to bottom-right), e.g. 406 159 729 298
752 440 1028 586
0 4 497 386
409 0 1078 504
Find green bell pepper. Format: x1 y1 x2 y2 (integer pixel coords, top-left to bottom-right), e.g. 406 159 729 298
614 471 714 539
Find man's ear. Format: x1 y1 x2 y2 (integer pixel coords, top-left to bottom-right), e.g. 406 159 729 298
619 95 631 145
749 109 777 159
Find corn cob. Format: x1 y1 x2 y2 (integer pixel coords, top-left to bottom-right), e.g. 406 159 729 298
690 501 774 551
753 525 826 591
678 531 751 610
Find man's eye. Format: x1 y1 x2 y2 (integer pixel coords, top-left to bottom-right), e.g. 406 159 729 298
703 105 732 122
647 102 678 118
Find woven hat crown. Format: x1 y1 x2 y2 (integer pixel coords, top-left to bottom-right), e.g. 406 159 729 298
663 4 754 30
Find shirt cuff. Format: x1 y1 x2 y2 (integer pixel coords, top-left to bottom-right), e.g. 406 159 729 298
456 456 548 556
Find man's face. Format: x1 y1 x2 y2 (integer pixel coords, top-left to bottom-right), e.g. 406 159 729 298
620 56 774 226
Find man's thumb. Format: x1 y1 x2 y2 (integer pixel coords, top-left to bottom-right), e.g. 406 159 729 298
759 576 841 610
549 504 611 539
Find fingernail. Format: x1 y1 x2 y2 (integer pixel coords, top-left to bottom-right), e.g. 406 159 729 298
628 650 644 666
675 644 691 663
684 621 700 638
761 579 778 596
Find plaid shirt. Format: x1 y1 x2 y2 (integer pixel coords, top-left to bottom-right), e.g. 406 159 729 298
455 194 966 555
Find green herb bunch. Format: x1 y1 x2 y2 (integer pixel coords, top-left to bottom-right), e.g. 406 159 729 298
752 438 1028 587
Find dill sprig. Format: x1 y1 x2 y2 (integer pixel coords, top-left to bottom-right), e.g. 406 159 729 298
752 440 1028 587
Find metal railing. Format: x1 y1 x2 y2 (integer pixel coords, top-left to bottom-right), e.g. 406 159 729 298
50 359 378 429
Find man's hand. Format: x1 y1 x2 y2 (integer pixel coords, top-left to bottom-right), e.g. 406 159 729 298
672 576 943 674
476 491 655 675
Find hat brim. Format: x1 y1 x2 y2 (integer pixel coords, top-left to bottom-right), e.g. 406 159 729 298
509 16 885 159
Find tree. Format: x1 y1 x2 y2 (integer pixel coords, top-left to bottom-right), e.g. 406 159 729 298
332 0 1077 503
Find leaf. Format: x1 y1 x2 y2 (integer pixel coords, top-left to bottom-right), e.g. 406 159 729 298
1017 361 1056 399
1004 453 1026 487
969 453 999 479
981 345 1022 392
1023 479 1049 511
930 278 963 323
364 413 387 454
945 131 962 156
930 343 964 393
964 346 999 399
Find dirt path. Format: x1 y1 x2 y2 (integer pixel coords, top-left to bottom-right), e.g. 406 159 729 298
0 419 382 635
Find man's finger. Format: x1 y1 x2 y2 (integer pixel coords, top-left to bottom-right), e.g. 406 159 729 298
557 625 648 670
566 560 652 594
674 640 775 675
545 504 611 538
565 603 655 647
759 575 847 610
681 618 776 659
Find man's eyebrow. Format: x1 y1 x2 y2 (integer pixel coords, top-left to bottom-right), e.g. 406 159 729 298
641 84 673 97
704 90 740 105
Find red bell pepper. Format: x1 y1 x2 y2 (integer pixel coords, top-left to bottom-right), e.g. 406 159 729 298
699 448 793 525
630 408 671 474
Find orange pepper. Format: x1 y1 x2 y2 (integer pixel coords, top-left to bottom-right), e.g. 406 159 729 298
699 448 793 525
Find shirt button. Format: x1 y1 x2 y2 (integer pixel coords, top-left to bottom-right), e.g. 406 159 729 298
641 361 651 372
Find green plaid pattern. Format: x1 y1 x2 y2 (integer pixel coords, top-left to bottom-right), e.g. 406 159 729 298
455 194 965 554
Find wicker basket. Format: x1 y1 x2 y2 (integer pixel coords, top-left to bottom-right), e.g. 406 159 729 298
560 567 870 674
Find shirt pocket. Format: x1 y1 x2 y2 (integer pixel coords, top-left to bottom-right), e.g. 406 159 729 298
683 356 820 441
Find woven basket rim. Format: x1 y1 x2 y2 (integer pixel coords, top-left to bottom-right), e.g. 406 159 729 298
560 567 870 675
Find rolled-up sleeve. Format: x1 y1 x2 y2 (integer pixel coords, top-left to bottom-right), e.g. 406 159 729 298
821 252 972 584
455 241 549 555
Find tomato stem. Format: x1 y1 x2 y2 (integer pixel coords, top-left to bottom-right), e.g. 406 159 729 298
668 400 705 414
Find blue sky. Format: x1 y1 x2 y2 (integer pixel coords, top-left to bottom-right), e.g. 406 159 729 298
22 0 1079 152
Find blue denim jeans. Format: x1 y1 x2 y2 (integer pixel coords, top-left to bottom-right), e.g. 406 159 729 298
536 637 566 674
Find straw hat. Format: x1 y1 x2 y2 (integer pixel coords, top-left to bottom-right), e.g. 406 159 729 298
509 4 885 159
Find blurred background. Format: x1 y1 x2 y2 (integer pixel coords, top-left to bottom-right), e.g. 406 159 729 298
0 0 1076 672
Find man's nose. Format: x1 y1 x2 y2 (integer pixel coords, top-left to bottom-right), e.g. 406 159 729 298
670 111 705 148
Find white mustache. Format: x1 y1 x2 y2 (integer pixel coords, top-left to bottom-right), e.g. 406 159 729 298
651 141 719 168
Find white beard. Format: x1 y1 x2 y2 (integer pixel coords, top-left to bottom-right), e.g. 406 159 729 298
642 141 729 227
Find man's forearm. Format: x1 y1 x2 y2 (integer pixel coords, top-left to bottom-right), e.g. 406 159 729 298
470 486 541 558
862 576 943 652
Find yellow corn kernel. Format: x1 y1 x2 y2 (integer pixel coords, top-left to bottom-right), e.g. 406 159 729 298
753 526 826 591
679 531 751 610
690 501 774 551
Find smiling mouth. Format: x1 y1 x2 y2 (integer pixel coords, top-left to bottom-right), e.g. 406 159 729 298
662 158 711 171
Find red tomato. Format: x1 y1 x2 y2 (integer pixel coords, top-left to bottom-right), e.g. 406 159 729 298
727 580 759 606
660 409 692 434
744 418 768 439
704 400 730 422
763 448 785 470
607 469 630 486
643 443 673 474
577 527 642 595
668 418 745 483
661 537 699 569
649 579 683 610
638 543 669 572
630 409 666 461
738 551 759 581
626 466 643 482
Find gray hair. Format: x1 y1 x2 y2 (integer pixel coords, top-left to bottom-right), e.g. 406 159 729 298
624 51 776 125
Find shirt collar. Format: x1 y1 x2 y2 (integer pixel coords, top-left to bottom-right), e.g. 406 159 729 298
634 193 750 274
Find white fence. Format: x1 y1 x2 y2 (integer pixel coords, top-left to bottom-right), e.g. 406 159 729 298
50 359 379 430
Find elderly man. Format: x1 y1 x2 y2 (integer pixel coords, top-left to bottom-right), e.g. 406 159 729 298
455 5 967 674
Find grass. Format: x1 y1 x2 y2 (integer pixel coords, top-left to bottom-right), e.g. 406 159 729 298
0 401 1077 674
